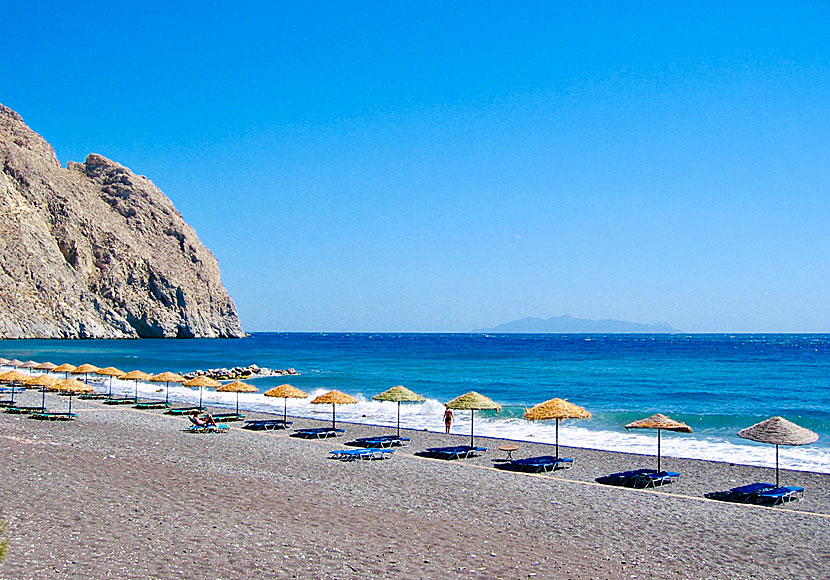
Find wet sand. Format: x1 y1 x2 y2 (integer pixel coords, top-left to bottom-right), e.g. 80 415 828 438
1 390 828 579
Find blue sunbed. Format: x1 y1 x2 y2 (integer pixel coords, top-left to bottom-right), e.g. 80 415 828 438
503 456 574 473
102 397 135 405
630 470 680 488
6 405 44 414
728 482 776 502
243 419 293 430
597 468 658 487
184 423 230 434
424 445 487 460
166 406 202 415
293 427 346 439
134 401 171 409
30 412 79 421
330 448 395 461
754 486 805 506
354 435 411 448
211 412 245 422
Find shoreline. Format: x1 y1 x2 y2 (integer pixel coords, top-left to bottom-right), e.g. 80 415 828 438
1 389 829 578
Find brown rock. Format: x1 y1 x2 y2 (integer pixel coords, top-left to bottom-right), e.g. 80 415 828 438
0 103 245 338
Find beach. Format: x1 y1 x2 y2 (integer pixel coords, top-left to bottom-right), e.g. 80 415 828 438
1 390 827 580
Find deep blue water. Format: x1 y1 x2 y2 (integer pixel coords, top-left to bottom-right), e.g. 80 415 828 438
3 333 829 471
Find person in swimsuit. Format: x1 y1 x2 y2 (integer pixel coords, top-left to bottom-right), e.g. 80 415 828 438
443 407 454 434
191 410 217 427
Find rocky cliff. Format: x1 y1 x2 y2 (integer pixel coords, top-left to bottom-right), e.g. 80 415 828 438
0 103 245 338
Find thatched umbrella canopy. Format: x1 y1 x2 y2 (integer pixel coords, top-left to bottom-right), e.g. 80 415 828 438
738 416 819 487
373 385 425 437
26 374 59 411
122 370 152 402
0 357 10 365
50 378 93 413
34 361 57 372
626 413 693 472
97 367 126 397
8 359 24 368
150 372 186 404
264 384 309 423
524 398 591 459
446 391 501 448
217 380 258 415
0 370 29 384
310 390 358 429
183 376 221 410
19 360 40 374
52 363 77 378
70 363 100 384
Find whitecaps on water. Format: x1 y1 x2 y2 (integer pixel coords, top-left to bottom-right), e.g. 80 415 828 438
88 376 830 475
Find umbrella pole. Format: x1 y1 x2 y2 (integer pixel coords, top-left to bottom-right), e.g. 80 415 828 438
332 404 336 429
284 398 288 423
68 393 73 414
134 380 139 403
657 429 662 472
776 444 780 488
165 382 170 404
108 376 113 398
236 392 240 416
470 410 475 448
199 386 204 410
397 402 401 438
41 387 46 412
555 418 560 460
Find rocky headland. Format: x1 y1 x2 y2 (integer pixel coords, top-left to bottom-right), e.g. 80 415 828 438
183 364 298 381
0 103 244 338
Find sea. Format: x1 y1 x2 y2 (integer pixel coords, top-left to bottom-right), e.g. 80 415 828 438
2 333 829 474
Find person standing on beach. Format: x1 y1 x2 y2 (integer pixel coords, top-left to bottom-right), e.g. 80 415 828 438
443 407 454 434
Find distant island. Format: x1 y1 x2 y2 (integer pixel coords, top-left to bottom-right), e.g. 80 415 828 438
474 315 678 333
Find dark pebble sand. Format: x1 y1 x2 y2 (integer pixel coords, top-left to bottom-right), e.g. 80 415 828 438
1 390 828 579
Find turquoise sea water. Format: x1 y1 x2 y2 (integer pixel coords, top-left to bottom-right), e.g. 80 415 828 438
3 333 829 473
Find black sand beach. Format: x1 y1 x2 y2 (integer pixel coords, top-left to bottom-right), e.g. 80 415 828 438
1 390 828 579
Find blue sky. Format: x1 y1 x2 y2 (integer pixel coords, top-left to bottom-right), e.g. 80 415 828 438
4 2 830 331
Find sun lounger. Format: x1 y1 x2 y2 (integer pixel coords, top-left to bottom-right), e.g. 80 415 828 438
330 448 395 461
596 468 658 487
211 412 245 422
30 412 78 421
78 393 109 400
630 470 680 488
354 435 411 448
184 423 230 434
423 445 487 460
243 419 293 430
499 456 574 473
166 406 202 415
134 401 171 409
102 397 135 405
293 427 346 439
5 405 44 414
753 486 805 506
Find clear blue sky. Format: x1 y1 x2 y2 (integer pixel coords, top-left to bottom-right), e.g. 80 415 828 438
4 2 830 331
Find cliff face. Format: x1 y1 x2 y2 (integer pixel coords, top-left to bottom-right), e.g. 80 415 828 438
0 103 245 338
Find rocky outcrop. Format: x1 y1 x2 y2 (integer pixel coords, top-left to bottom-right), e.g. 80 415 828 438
0 103 245 338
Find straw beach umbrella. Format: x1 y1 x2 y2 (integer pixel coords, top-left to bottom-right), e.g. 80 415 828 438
150 372 186 404
625 413 692 472
1 371 32 406
738 416 819 488
525 398 591 460
19 361 40 375
217 380 259 415
310 390 358 429
122 370 152 402
97 367 126 397
49 378 93 414
0 357 10 365
264 384 309 423
70 363 100 384
446 392 502 448
183 376 221 410
53 364 77 378
373 385 425 437
26 374 59 411
34 362 57 372
8 360 23 369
